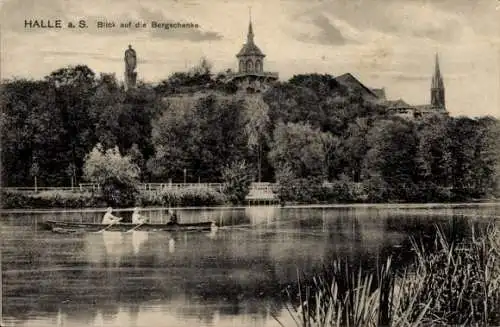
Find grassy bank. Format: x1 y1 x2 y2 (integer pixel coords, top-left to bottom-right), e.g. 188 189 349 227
276 223 500 327
0 188 226 209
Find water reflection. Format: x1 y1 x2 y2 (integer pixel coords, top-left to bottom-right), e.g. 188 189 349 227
84 230 150 267
168 235 175 253
132 231 149 255
1 204 498 327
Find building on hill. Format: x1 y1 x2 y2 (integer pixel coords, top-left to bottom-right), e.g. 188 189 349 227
382 53 448 119
335 54 448 119
225 16 279 93
334 73 381 101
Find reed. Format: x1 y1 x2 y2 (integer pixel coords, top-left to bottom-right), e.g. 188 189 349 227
276 222 500 327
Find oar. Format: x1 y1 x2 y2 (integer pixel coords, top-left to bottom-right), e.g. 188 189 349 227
125 222 146 233
96 218 122 233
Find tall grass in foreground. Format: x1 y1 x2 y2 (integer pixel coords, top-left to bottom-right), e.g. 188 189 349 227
274 223 500 327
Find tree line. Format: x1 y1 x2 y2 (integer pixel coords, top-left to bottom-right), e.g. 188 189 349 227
1 60 499 202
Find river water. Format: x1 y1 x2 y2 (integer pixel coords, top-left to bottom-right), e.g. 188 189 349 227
1 204 499 327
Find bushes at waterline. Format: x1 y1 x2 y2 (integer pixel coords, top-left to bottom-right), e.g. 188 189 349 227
273 177 478 204
1 187 226 209
277 224 500 327
100 176 139 208
0 190 106 209
273 177 367 204
137 187 226 207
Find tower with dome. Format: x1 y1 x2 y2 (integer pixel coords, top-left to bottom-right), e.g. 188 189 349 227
225 15 279 93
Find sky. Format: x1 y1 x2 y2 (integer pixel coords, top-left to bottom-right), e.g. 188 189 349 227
1 0 499 117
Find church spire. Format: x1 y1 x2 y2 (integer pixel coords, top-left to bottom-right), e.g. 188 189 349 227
431 53 445 108
432 53 444 89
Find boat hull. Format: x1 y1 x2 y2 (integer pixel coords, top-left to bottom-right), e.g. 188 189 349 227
40 220 214 233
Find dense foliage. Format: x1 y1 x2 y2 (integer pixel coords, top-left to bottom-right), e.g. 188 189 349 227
83 144 140 207
1 62 499 204
221 161 254 204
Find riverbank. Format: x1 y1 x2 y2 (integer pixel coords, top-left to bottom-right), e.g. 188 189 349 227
278 222 500 327
0 188 226 210
1 188 499 211
1 201 500 212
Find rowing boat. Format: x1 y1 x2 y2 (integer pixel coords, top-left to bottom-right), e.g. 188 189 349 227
40 220 214 233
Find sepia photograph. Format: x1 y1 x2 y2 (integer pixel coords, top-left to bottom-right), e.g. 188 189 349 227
0 0 499 326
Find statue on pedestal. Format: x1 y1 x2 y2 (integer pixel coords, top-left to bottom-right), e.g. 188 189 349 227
124 45 137 90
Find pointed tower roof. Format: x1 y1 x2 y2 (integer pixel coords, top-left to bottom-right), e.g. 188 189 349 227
247 19 254 43
236 13 265 58
432 53 444 89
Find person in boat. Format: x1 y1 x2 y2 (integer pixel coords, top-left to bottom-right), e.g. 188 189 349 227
102 207 122 225
167 209 178 225
132 207 149 224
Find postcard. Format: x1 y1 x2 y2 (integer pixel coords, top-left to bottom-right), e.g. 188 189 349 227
1 0 499 326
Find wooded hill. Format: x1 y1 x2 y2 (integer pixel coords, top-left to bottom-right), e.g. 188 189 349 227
2 61 499 202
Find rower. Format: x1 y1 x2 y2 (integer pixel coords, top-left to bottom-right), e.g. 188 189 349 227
168 209 178 225
132 207 149 224
102 207 122 224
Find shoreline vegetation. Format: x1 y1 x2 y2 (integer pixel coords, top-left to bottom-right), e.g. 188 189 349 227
1 186 499 210
274 223 500 327
1 60 499 210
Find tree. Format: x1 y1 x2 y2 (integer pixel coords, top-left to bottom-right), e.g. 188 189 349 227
268 122 330 179
221 161 254 204
189 56 212 76
447 117 481 198
362 118 419 201
244 95 272 182
320 131 339 180
46 65 98 185
149 94 249 182
412 115 453 200
469 117 500 197
83 144 140 207
91 73 125 149
91 75 157 175
155 57 214 95
334 117 370 182
192 95 249 180
289 73 346 99
485 118 500 196
147 96 198 180
263 82 321 129
1 79 68 186
127 144 145 181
